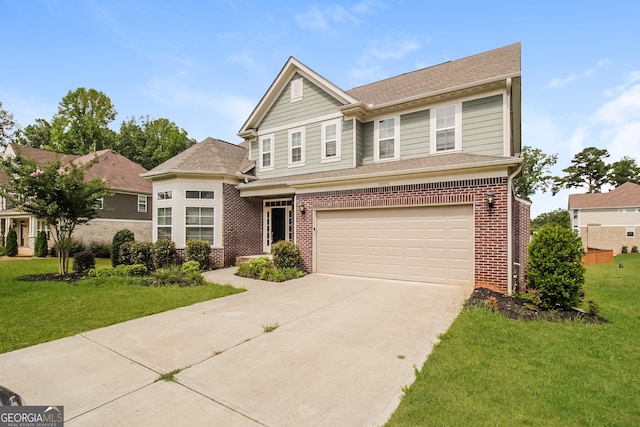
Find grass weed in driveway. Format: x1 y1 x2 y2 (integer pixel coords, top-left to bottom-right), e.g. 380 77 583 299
386 254 640 427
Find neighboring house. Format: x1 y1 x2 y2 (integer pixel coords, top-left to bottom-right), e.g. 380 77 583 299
569 182 640 254
0 144 152 255
144 42 530 293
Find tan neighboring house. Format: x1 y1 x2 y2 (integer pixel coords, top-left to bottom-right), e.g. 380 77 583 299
569 182 640 254
0 144 152 255
145 42 530 294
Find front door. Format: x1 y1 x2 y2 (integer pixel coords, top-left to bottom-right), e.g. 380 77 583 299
263 199 293 252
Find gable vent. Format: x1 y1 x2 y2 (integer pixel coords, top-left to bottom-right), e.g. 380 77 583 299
291 77 303 102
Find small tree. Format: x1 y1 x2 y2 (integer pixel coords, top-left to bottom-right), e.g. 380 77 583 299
531 209 571 233
5 227 18 257
34 230 48 257
0 156 112 274
111 229 134 267
526 225 585 309
513 146 558 199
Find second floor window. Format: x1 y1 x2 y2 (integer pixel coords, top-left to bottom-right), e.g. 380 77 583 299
260 134 274 170
95 197 104 210
322 119 341 161
375 117 399 161
157 191 172 200
138 195 147 213
186 190 214 199
431 103 461 153
288 127 305 166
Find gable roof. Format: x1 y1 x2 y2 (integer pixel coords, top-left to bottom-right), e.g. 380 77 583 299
1 143 151 194
569 182 640 209
346 43 521 107
142 137 251 179
238 43 521 136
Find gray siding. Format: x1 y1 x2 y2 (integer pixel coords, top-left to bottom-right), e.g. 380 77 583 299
462 95 504 155
355 119 364 166
400 110 429 159
260 73 343 130
100 193 152 221
361 121 374 164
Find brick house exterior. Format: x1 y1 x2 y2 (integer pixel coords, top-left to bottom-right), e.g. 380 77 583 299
145 43 530 294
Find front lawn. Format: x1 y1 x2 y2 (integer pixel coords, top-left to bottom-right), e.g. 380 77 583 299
0 258 244 354
386 254 640 426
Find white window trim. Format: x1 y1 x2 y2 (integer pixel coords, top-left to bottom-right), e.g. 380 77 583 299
430 103 462 154
288 127 306 167
138 195 147 213
374 116 400 162
185 206 215 245
291 77 303 102
627 226 636 238
321 119 342 163
259 133 275 171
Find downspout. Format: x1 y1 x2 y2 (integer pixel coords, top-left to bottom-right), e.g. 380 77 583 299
507 162 523 295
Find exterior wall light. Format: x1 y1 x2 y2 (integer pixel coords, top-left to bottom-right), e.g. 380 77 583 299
487 192 495 210
300 204 306 215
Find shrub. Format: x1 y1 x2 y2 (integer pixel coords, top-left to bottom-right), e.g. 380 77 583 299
88 264 147 277
0 246 5 256
118 240 135 266
526 225 586 309
90 242 112 258
260 267 287 282
622 245 628 254
130 241 153 271
151 239 177 269
181 260 201 274
73 250 96 273
271 241 302 269
186 239 211 270
632 246 638 254
5 227 18 257
111 229 134 267
34 231 48 257
236 257 272 279
144 264 205 287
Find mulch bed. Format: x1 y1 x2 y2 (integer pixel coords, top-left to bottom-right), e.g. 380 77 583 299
18 273 85 283
465 287 608 323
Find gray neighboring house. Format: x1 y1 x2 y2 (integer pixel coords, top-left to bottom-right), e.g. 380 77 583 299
0 144 152 255
144 42 530 294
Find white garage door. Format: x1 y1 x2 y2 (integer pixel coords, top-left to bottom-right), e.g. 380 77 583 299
315 205 473 284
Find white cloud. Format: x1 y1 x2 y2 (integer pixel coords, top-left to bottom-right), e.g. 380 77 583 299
347 36 424 84
294 1 387 35
547 58 610 89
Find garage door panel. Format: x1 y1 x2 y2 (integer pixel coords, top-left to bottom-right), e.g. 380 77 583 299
316 205 473 284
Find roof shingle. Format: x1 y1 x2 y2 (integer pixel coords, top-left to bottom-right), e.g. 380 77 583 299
569 182 640 209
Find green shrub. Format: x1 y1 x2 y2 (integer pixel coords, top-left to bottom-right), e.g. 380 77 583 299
236 256 272 279
622 245 628 254
34 231 48 257
632 246 638 254
181 260 201 274
0 246 5 256
151 239 177 269
52 239 85 257
111 229 134 267
73 250 96 273
90 242 112 258
5 227 18 257
118 240 135 266
260 267 287 282
144 265 205 287
186 239 211 269
526 225 586 309
271 241 302 269
130 241 153 271
88 264 148 277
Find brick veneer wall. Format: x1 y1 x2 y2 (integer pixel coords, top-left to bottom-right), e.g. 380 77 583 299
296 177 511 292
512 197 531 292
223 183 263 266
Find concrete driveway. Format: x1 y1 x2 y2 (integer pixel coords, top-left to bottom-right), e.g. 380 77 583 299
0 268 471 426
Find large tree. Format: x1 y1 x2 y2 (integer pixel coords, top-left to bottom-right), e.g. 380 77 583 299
50 88 117 154
553 147 611 194
608 156 640 187
0 155 111 274
0 101 20 149
513 146 558 199
16 118 52 149
116 116 196 170
531 209 571 233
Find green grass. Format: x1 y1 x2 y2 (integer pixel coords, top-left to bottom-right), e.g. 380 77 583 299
0 258 244 354
386 254 640 427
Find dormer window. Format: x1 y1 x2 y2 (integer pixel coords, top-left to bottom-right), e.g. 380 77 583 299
291 77 303 102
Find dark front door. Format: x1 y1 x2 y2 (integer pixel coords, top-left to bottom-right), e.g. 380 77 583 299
271 207 286 244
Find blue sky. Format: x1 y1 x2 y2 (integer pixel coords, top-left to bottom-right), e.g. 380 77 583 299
2 0 639 216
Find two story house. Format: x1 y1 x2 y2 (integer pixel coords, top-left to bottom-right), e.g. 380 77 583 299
0 144 153 255
569 182 640 254
144 42 529 293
